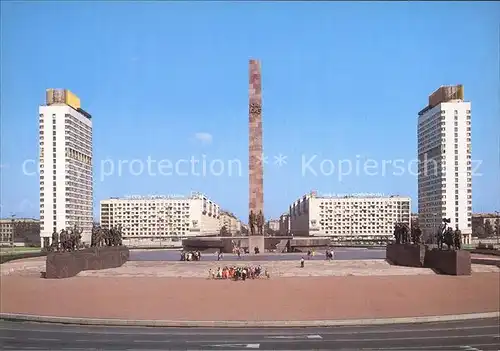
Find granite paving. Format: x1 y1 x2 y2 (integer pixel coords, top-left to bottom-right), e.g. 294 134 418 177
77 259 499 278
2 255 498 278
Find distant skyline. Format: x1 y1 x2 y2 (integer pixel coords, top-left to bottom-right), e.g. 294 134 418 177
1 1 499 222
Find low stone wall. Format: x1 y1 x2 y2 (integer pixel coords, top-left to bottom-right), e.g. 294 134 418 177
45 246 130 279
264 237 284 251
471 258 500 268
289 238 331 252
386 243 425 267
0 251 46 264
471 249 500 256
182 238 234 254
424 249 471 276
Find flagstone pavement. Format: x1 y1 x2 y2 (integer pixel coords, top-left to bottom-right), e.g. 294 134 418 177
1 256 498 278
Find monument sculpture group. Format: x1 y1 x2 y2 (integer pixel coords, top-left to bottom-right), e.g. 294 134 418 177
45 223 129 279
248 210 265 236
387 218 471 275
42 59 471 276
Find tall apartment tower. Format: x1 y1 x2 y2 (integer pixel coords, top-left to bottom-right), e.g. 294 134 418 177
39 89 93 247
417 85 472 245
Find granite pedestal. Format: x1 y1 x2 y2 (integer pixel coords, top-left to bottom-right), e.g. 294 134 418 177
45 246 129 279
386 243 426 267
248 235 265 254
424 249 471 275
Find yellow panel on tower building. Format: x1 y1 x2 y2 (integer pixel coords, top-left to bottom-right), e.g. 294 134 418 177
64 90 81 109
456 85 464 100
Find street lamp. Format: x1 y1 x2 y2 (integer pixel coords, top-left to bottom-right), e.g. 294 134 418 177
495 211 500 245
10 213 16 253
350 213 354 246
431 211 440 246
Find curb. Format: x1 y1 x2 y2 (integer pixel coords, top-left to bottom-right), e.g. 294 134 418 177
471 258 500 267
1 312 498 328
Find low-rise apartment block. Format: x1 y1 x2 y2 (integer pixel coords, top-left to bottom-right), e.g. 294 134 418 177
219 211 242 235
288 192 411 239
266 219 280 234
100 193 221 246
0 218 40 246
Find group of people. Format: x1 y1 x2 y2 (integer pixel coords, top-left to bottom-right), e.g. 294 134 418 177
325 249 335 260
305 249 336 260
209 265 270 281
180 251 201 261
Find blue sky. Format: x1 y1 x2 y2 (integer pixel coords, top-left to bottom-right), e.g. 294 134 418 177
1 1 499 221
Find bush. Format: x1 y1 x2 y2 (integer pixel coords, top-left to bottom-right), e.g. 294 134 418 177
0 251 46 264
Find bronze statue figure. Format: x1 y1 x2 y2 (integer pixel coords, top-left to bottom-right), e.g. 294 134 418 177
437 218 455 250
256 210 264 236
411 225 422 245
91 224 123 247
401 223 409 244
393 223 401 244
59 229 69 252
49 229 59 252
71 224 83 250
51 223 124 251
249 210 256 236
393 222 409 244
91 223 108 247
453 226 462 250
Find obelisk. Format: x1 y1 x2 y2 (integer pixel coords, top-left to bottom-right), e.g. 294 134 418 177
248 59 265 253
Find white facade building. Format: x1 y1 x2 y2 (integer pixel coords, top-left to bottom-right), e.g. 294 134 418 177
289 192 411 239
417 85 472 244
266 219 280 234
100 193 221 246
219 211 241 236
279 213 291 236
39 89 93 247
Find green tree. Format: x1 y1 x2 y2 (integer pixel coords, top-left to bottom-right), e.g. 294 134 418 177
13 221 41 247
495 218 500 237
474 225 487 239
219 225 229 237
484 220 494 237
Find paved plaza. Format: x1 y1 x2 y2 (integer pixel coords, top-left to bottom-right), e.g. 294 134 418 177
1 254 499 322
130 248 387 261
2 255 498 278
80 259 499 278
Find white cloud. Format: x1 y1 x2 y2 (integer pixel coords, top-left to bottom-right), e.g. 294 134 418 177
194 132 213 145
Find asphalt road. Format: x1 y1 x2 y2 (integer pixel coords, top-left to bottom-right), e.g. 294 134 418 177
1 318 499 350
131 248 386 261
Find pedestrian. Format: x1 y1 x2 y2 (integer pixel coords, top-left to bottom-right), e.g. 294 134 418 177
300 257 305 268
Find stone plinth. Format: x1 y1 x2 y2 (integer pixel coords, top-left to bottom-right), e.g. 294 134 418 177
45 246 129 279
248 235 265 254
386 243 426 268
424 249 471 275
